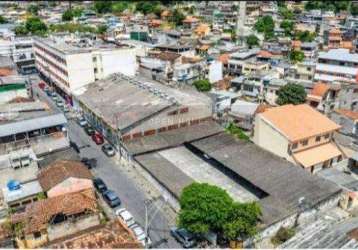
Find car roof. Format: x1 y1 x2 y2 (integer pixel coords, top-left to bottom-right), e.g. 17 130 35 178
119 210 133 220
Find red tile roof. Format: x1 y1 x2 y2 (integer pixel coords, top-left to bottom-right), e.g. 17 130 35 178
37 160 93 191
47 219 141 249
335 109 358 121
11 190 98 234
310 83 330 97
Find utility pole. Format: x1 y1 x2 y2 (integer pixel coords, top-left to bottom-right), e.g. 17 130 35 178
144 196 168 249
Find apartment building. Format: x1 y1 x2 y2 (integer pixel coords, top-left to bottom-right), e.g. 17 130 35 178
11 37 36 74
33 36 138 104
306 82 340 114
314 49 358 84
253 104 344 173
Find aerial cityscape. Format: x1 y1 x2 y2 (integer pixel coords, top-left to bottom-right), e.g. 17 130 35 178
0 0 358 249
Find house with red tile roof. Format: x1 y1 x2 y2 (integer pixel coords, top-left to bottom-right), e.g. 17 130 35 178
253 104 344 173
11 190 100 248
306 82 340 114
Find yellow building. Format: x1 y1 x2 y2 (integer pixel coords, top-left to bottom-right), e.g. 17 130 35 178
253 104 344 173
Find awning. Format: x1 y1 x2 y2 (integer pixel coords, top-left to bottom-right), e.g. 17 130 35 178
0 113 67 137
293 143 342 168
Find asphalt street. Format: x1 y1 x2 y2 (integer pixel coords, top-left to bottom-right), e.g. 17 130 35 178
30 75 180 248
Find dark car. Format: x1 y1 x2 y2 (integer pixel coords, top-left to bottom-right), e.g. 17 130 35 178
81 157 97 169
103 190 121 208
170 227 196 248
93 178 108 194
84 125 95 136
101 143 115 157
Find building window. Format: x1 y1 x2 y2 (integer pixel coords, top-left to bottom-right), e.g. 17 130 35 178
33 232 41 239
324 133 330 139
292 143 298 149
94 68 98 74
315 136 321 142
301 139 308 146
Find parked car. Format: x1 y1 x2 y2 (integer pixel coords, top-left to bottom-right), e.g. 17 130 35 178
45 89 52 96
115 208 135 227
92 131 104 145
56 100 64 108
38 81 46 90
93 178 107 193
130 224 152 247
84 125 95 136
62 105 70 113
102 143 115 157
81 157 97 169
170 227 196 248
78 117 88 127
102 190 121 208
51 92 58 101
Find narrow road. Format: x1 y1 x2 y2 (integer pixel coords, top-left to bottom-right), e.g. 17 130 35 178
30 75 180 248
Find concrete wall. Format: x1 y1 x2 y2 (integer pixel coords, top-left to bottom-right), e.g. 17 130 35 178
47 214 100 241
66 53 95 91
208 61 223 84
99 48 138 77
253 115 292 162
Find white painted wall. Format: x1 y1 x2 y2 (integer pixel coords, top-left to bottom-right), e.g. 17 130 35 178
208 61 223 83
253 115 293 163
66 53 95 91
99 48 138 77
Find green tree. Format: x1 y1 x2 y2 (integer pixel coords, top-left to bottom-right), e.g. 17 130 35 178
97 24 108 34
25 17 47 36
294 30 316 42
193 79 211 92
27 4 39 15
352 3 358 16
254 15 275 40
62 9 74 21
135 1 160 15
223 202 261 241
276 83 307 105
94 1 113 14
112 1 129 14
289 50 305 63
225 122 250 141
72 7 84 17
246 34 259 48
172 8 185 26
279 6 294 20
0 15 7 24
14 25 28 35
178 183 234 234
304 1 349 13
280 20 294 37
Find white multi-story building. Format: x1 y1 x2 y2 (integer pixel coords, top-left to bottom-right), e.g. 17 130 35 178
11 37 36 74
33 36 138 103
314 49 358 85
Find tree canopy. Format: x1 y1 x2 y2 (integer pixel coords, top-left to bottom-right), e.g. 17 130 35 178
289 50 305 63
24 17 47 36
49 23 96 33
304 1 350 13
280 20 294 37
193 79 212 92
27 4 39 16
135 1 161 16
62 7 83 21
225 122 250 141
171 8 185 26
254 15 275 40
0 15 7 24
94 1 113 14
294 30 316 42
246 34 259 48
276 83 307 105
178 183 261 241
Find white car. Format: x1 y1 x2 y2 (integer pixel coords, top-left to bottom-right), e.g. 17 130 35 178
130 224 152 247
78 117 88 127
115 208 135 227
56 100 64 107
